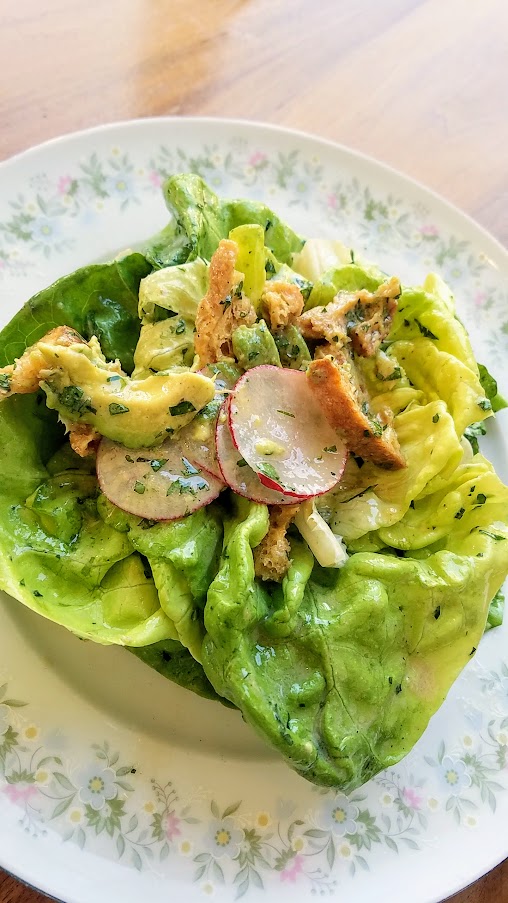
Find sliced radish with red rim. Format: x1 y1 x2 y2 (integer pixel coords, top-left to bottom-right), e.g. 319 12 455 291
176 363 241 479
215 401 305 505
97 437 224 521
228 365 347 498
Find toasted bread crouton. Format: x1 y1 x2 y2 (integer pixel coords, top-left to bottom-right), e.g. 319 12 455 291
0 326 86 398
261 280 304 330
254 504 300 582
194 239 257 366
297 276 400 357
307 352 405 470
68 422 101 458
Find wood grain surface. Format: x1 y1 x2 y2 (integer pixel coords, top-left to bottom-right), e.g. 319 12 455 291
0 0 507 901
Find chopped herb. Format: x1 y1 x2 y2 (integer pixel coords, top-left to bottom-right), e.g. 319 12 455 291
109 402 130 415
33 590 43 597
234 280 244 298
248 350 259 361
134 481 146 494
350 249 355 264
476 493 487 505
470 647 477 656
277 410 295 418
324 445 337 453
237 458 248 468
478 363 499 402
265 220 272 232
464 421 486 455
477 529 506 541
432 413 440 423
169 400 196 416
388 676 393 685
136 456 151 463
174 318 186 335
166 427 174 435
409 500 415 509
395 684 402 694
0 373 11 391
220 293 232 309
403 318 410 327
434 606 441 620
265 259 276 275
19 578 25 586
125 454 135 463
258 462 280 482
454 507 465 519
150 458 168 472
478 398 492 411
369 420 384 437
181 457 200 476
352 455 364 469
59 385 96 416
344 484 377 503
106 375 122 383
377 366 402 381
363 429 371 438
415 319 438 340
361 401 369 415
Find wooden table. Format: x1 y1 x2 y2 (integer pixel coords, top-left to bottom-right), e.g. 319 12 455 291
0 0 507 900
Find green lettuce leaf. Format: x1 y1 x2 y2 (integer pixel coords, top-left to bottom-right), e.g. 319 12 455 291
128 640 230 703
0 253 151 374
144 174 303 268
138 259 209 323
99 495 224 660
202 498 506 790
0 397 175 646
306 263 386 310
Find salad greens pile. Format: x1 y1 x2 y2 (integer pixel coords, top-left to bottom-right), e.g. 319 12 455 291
0 174 507 791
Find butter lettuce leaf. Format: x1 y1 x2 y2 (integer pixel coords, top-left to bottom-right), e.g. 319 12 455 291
0 253 151 375
99 495 224 660
129 640 230 703
0 397 175 646
202 498 506 790
144 174 303 268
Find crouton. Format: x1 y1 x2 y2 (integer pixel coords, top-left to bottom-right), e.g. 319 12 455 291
68 422 101 457
194 239 256 365
297 276 400 356
254 504 300 582
307 351 405 470
261 280 304 331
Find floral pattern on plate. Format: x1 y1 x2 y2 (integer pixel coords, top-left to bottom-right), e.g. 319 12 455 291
0 120 507 903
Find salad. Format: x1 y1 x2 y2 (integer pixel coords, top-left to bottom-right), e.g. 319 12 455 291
0 173 507 792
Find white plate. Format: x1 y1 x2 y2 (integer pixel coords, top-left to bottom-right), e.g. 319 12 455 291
0 118 507 903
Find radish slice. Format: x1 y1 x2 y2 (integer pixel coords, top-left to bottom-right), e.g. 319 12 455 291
97 437 224 521
176 364 240 479
229 365 347 498
215 401 305 505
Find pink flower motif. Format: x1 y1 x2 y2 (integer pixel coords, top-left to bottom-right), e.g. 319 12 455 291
420 224 438 237
248 151 267 168
149 170 162 188
403 787 423 809
474 291 487 308
3 783 38 804
57 175 72 195
281 854 303 883
327 193 338 209
164 812 181 840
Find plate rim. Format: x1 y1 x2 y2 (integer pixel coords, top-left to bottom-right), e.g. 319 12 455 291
0 114 507 903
